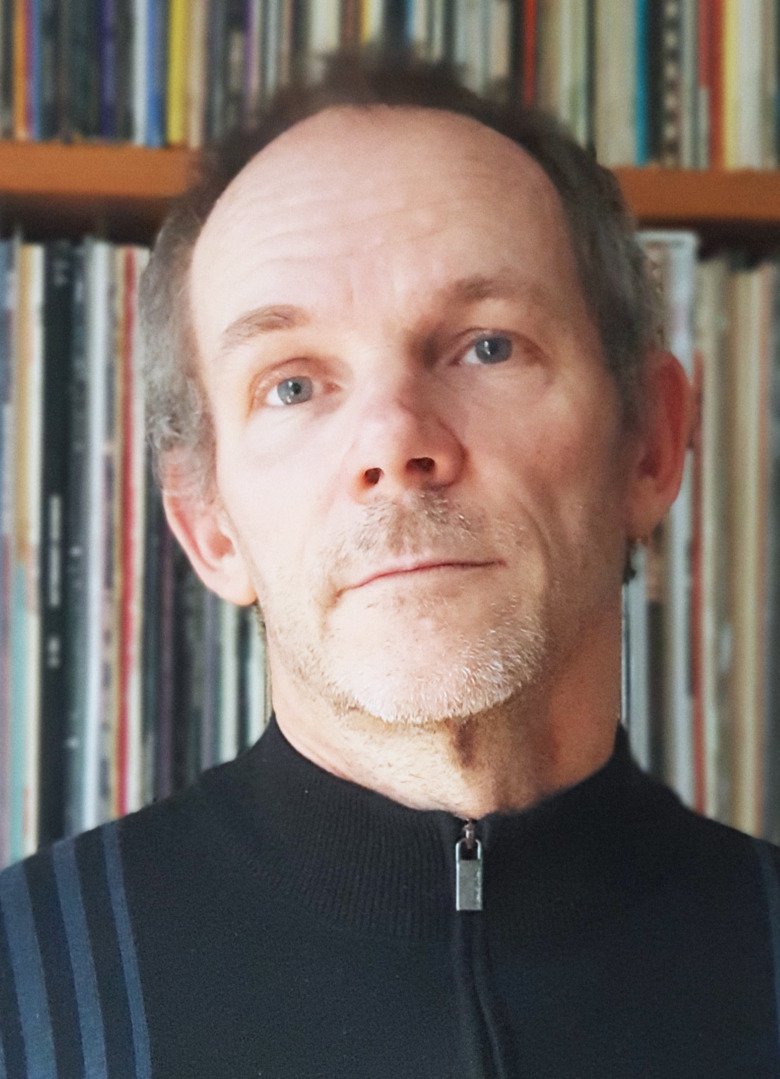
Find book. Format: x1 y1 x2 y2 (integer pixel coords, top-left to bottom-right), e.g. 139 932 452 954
37 241 75 847
726 260 774 835
63 242 89 838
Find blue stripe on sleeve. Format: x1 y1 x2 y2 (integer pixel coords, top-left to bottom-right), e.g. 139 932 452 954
53 840 108 1078
0 1019 6 1079
102 824 152 1079
754 839 780 1053
0 861 56 1078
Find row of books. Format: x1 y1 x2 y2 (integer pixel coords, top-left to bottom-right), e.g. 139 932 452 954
625 232 780 845
0 237 269 869
0 230 778 868
1 0 778 168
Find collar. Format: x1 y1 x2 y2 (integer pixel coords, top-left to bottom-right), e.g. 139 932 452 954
198 713 685 941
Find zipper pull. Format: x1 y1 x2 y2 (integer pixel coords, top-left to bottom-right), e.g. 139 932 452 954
455 820 483 911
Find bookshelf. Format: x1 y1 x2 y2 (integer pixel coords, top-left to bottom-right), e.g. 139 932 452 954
1 143 780 241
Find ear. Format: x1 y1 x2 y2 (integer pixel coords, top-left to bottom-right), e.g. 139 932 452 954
162 488 257 607
623 349 695 541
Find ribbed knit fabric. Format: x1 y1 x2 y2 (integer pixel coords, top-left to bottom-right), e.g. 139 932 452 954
2 715 780 1078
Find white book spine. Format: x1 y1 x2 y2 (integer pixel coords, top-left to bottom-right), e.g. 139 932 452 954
22 246 44 857
82 241 111 832
594 0 637 166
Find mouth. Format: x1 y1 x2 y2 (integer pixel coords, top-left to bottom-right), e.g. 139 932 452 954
345 560 498 592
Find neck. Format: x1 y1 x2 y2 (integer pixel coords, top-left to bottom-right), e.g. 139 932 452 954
269 634 622 819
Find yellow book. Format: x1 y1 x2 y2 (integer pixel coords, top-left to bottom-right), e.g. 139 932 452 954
167 0 190 146
360 0 385 45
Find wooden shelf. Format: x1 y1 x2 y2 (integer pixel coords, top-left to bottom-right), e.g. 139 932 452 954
0 142 777 245
615 167 780 249
0 143 196 241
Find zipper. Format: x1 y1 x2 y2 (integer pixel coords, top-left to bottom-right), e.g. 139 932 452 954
455 819 483 911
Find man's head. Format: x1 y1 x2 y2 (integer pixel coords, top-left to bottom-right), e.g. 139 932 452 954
141 55 660 503
142 56 690 731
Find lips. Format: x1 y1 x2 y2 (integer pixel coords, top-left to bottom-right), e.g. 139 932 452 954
346 560 497 592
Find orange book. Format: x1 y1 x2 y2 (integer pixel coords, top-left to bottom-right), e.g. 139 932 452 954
12 0 26 140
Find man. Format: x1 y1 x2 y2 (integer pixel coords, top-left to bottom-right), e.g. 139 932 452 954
1 56 778 1078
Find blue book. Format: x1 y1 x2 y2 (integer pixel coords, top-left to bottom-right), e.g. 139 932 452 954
635 0 650 165
145 0 167 147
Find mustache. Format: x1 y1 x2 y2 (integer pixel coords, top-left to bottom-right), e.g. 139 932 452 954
327 492 490 569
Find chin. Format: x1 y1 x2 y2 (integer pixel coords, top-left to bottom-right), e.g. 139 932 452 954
323 624 548 728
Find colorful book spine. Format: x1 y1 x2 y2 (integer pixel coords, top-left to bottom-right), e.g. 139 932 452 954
166 0 188 145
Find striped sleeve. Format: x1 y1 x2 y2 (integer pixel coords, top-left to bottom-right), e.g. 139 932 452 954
0 822 151 1078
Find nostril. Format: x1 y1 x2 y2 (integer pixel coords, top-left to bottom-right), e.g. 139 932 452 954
365 467 382 485
412 457 435 473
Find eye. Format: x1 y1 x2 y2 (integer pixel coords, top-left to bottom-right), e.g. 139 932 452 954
265 376 315 407
461 334 513 365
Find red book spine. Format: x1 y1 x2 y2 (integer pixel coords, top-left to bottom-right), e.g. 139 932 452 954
523 0 537 106
709 0 724 169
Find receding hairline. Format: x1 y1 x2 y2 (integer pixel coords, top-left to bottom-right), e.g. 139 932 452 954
197 101 561 245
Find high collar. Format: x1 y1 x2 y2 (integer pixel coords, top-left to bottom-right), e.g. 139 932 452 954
198 713 686 942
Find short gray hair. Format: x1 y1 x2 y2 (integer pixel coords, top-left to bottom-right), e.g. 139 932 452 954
140 52 660 501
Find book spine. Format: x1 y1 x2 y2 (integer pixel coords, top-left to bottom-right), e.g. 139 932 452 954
166 0 188 145
9 244 44 861
132 0 147 144
81 239 111 832
125 247 148 814
38 0 57 138
522 0 537 105
710 0 724 168
37 241 74 848
145 0 166 148
13 0 27 139
0 240 14 867
114 0 134 140
26 0 40 140
696 0 712 168
185 0 207 146
635 0 650 165
660 0 683 167
99 0 117 138
63 243 88 837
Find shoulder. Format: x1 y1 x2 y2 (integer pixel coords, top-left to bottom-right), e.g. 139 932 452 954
0 770 233 1078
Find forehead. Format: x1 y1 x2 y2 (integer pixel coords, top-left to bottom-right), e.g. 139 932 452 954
190 106 589 351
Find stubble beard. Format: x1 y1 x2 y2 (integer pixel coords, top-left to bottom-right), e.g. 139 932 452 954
251 494 566 729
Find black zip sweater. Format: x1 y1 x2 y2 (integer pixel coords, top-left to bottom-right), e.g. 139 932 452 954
1 715 780 1078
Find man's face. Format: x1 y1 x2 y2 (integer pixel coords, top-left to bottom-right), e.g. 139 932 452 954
188 106 635 727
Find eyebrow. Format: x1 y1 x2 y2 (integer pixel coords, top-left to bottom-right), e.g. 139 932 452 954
216 305 311 362
436 273 556 312
215 273 556 363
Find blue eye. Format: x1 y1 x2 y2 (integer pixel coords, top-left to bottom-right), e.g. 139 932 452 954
463 335 513 365
267 376 314 406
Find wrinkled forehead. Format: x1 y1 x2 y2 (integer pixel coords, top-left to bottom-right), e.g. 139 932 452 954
190 106 586 349
195 104 573 258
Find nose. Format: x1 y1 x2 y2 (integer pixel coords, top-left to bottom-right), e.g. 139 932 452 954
346 382 466 500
